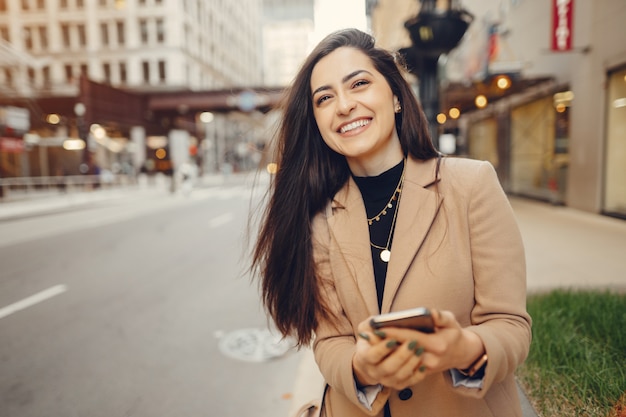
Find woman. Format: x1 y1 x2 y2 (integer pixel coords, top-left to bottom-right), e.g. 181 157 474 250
251 28 531 417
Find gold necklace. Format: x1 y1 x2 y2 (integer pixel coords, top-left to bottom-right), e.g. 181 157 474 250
370 168 404 263
367 162 406 226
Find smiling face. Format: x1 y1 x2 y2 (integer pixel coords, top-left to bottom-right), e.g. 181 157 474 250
310 47 404 176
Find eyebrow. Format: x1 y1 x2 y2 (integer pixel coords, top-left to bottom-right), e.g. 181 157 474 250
311 69 372 97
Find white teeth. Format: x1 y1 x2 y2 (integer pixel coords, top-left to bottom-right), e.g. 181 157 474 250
340 119 370 133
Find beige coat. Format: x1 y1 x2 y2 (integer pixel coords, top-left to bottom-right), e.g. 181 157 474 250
311 156 532 417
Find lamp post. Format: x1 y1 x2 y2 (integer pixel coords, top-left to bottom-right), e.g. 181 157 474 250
74 102 90 175
199 111 216 173
400 0 473 148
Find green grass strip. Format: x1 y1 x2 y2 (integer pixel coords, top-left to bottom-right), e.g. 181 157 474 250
516 289 626 417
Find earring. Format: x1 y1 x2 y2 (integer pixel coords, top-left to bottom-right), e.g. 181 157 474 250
395 103 402 113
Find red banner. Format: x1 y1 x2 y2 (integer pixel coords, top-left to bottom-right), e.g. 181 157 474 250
551 0 574 51
0 137 25 153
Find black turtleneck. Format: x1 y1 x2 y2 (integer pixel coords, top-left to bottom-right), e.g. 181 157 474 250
352 159 404 311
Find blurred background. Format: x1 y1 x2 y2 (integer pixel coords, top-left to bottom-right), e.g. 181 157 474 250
0 0 624 216
0 1 624 417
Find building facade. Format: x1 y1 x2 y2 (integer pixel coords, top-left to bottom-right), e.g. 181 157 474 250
0 0 264 181
370 0 626 219
0 0 262 96
261 0 314 88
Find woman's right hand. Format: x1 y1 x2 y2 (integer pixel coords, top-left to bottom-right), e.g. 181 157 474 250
352 318 429 390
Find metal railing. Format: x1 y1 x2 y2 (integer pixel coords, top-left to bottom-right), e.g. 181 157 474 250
0 174 138 201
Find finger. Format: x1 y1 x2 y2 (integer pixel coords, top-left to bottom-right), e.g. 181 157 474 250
390 341 425 380
375 339 422 378
432 309 457 329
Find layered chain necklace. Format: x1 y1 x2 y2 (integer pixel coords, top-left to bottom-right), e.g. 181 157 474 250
367 175 403 226
369 161 405 263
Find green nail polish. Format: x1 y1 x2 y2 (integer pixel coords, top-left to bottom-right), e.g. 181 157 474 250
407 340 417 350
415 346 425 356
374 330 386 338
419 365 426 372
386 339 398 348
358 332 370 341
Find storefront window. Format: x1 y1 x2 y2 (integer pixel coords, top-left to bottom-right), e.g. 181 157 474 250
603 67 626 218
509 96 567 203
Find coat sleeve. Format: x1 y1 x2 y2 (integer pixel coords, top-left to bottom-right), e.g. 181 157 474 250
310 212 391 415
445 160 532 397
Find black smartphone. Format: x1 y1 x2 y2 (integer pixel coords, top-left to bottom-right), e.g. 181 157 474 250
369 307 435 333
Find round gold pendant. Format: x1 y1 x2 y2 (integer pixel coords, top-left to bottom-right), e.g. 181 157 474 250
380 249 391 263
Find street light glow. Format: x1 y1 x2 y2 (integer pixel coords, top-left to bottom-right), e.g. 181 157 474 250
475 95 488 109
46 114 61 124
496 75 511 90
63 139 86 150
200 112 214 124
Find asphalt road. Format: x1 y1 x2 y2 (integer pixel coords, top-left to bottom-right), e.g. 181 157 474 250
0 176 303 417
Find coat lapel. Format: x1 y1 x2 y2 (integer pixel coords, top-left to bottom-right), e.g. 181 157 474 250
381 157 443 313
327 178 380 316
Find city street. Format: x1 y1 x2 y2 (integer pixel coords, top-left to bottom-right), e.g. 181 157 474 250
0 174 303 417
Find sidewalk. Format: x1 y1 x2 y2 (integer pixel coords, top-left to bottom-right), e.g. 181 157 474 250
0 172 253 222
288 197 626 417
0 179 168 222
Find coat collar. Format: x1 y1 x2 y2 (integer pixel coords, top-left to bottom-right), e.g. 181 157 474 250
327 156 443 314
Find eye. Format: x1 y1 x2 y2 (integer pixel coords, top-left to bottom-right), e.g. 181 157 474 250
315 94 332 106
352 79 370 88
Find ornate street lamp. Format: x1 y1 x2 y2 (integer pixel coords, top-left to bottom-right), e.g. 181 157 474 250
400 0 473 147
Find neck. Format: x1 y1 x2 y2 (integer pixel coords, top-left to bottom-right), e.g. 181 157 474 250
347 152 404 177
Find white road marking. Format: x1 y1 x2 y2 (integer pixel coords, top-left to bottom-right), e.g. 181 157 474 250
0 284 68 319
208 213 234 228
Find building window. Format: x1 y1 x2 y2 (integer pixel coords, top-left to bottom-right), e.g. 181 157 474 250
0 26 8 42
80 64 88 77
139 19 148 44
158 60 166 82
100 23 109 46
76 0 84 8
4 68 12 86
27 67 35 84
24 27 33 50
38 26 48 49
103 62 111 83
77 24 86 47
156 18 165 43
36 0 44 9
64 64 73 82
42 66 50 85
119 62 127 83
0 0 7 12
61 23 70 48
116 21 125 45
60 0 67 8
21 0 29 11
142 61 150 83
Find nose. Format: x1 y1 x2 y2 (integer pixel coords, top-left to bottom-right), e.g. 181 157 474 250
336 93 356 115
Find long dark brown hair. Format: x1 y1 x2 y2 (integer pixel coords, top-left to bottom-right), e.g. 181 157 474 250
251 28 438 347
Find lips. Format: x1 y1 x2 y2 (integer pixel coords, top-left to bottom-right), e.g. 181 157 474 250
338 118 371 134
